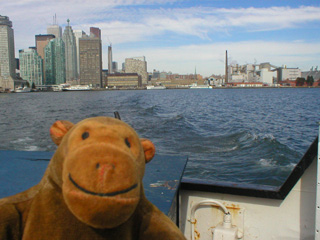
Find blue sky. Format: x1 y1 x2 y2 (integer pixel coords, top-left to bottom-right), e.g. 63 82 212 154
2 0 320 77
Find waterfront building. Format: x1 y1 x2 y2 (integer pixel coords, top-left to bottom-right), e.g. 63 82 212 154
62 19 78 82
102 69 108 85
150 71 204 88
228 64 257 83
208 76 224 87
19 48 43 86
228 62 277 85
227 82 264 87
73 30 86 76
106 73 141 88
257 62 277 85
79 31 102 87
277 67 301 81
0 15 16 90
125 56 148 85
44 38 66 85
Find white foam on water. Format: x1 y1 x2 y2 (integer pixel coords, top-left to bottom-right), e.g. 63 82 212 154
211 145 238 153
251 133 276 141
259 158 277 167
24 145 40 151
11 137 33 143
258 158 296 170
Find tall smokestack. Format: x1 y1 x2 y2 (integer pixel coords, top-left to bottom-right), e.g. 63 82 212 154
225 50 228 84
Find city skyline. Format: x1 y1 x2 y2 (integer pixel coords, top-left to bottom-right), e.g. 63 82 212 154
2 0 320 77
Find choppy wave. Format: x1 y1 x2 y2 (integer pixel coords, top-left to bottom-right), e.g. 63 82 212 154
258 158 296 169
1 88 319 186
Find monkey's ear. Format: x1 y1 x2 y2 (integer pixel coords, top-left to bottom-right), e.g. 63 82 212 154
50 120 74 145
140 139 156 163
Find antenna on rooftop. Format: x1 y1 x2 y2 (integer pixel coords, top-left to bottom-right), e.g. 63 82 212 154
52 14 58 25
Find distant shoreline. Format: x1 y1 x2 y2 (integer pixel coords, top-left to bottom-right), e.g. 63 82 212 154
1 85 319 94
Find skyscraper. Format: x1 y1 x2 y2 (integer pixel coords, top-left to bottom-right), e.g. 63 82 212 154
44 38 66 85
35 34 55 60
90 27 101 39
73 30 86 77
79 29 102 87
47 24 62 39
108 45 113 74
0 15 16 90
35 34 55 83
19 48 43 86
62 19 77 82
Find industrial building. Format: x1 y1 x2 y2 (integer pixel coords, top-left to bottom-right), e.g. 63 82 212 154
106 73 141 88
226 62 302 86
302 67 320 81
277 67 301 81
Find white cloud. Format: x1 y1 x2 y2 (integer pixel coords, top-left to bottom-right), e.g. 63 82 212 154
2 2 319 77
6 4 320 47
216 6 320 31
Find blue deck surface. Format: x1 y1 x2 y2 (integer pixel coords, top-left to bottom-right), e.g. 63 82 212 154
0 150 187 215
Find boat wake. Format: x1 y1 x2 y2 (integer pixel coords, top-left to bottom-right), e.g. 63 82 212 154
181 130 302 186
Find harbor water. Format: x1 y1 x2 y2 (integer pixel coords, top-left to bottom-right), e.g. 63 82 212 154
0 88 319 186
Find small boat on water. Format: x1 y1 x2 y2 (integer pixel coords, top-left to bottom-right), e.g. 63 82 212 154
62 85 92 91
15 86 31 93
52 86 62 92
147 85 166 90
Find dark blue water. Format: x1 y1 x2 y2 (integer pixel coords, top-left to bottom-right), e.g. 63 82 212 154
0 88 319 186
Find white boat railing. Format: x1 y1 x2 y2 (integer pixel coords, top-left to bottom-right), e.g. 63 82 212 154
180 135 319 240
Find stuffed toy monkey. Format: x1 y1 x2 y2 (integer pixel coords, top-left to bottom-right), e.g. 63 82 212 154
0 117 186 240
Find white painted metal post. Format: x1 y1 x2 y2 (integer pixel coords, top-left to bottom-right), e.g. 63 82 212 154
316 123 320 240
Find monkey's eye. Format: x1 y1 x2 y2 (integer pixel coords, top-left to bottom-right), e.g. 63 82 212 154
125 138 131 148
82 132 89 140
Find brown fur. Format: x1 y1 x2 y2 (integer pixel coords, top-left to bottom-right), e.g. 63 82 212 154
0 117 185 240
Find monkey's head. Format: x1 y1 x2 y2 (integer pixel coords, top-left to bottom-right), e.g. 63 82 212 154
49 117 155 229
